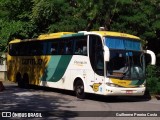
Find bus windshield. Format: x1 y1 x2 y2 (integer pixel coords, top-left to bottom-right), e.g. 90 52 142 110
104 37 145 80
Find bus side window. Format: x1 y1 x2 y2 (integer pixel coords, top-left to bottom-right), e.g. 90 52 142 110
83 46 87 55
75 47 82 54
51 47 56 54
30 42 43 55
65 39 73 54
9 44 18 56
19 42 29 56
59 40 65 54
74 37 87 55
47 41 58 55
66 46 71 54
50 43 58 54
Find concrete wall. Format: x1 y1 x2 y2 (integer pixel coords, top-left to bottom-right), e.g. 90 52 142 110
0 53 7 81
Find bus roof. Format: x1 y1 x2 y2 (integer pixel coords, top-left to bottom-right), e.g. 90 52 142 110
9 39 21 44
9 31 140 44
38 32 75 40
9 32 75 43
89 31 141 40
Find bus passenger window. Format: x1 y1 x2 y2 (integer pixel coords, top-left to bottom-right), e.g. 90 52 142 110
83 46 87 55
65 40 72 54
74 37 87 55
9 44 18 56
59 40 65 54
49 42 58 55
66 47 72 54
75 47 82 54
51 47 56 54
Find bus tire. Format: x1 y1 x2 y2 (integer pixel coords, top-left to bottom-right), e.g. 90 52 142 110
23 73 29 89
16 73 23 88
74 80 85 99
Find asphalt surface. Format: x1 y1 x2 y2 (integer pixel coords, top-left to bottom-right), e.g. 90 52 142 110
0 81 160 120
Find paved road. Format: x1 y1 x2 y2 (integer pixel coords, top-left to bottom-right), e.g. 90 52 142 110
0 81 160 120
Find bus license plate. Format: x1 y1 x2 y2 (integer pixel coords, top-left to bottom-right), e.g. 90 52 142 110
126 90 133 94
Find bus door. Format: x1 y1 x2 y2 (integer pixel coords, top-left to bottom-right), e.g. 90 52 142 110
89 35 105 93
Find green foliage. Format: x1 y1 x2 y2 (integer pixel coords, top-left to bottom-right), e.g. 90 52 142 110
0 0 160 62
111 0 159 40
0 0 34 49
0 0 159 38
146 65 160 94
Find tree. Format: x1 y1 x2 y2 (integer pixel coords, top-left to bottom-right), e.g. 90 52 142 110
0 0 34 51
146 65 160 94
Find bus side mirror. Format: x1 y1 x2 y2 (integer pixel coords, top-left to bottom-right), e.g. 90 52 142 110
144 50 156 65
104 46 110 62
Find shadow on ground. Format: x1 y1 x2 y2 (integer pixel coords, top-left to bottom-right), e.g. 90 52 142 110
29 84 152 103
0 84 78 120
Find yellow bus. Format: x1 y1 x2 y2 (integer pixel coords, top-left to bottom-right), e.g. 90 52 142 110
7 31 156 98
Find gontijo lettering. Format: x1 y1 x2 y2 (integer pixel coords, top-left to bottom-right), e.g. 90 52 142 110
22 59 43 65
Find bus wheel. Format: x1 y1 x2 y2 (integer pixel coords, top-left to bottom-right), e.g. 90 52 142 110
23 74 29 89
75 80 85 99
16 73 23 88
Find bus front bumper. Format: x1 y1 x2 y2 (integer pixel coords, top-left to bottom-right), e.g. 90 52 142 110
105 86 146 96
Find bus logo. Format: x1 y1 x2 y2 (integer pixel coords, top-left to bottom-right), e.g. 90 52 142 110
91 83 102 92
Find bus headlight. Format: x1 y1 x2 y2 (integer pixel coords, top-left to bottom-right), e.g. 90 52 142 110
141 84 145 87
